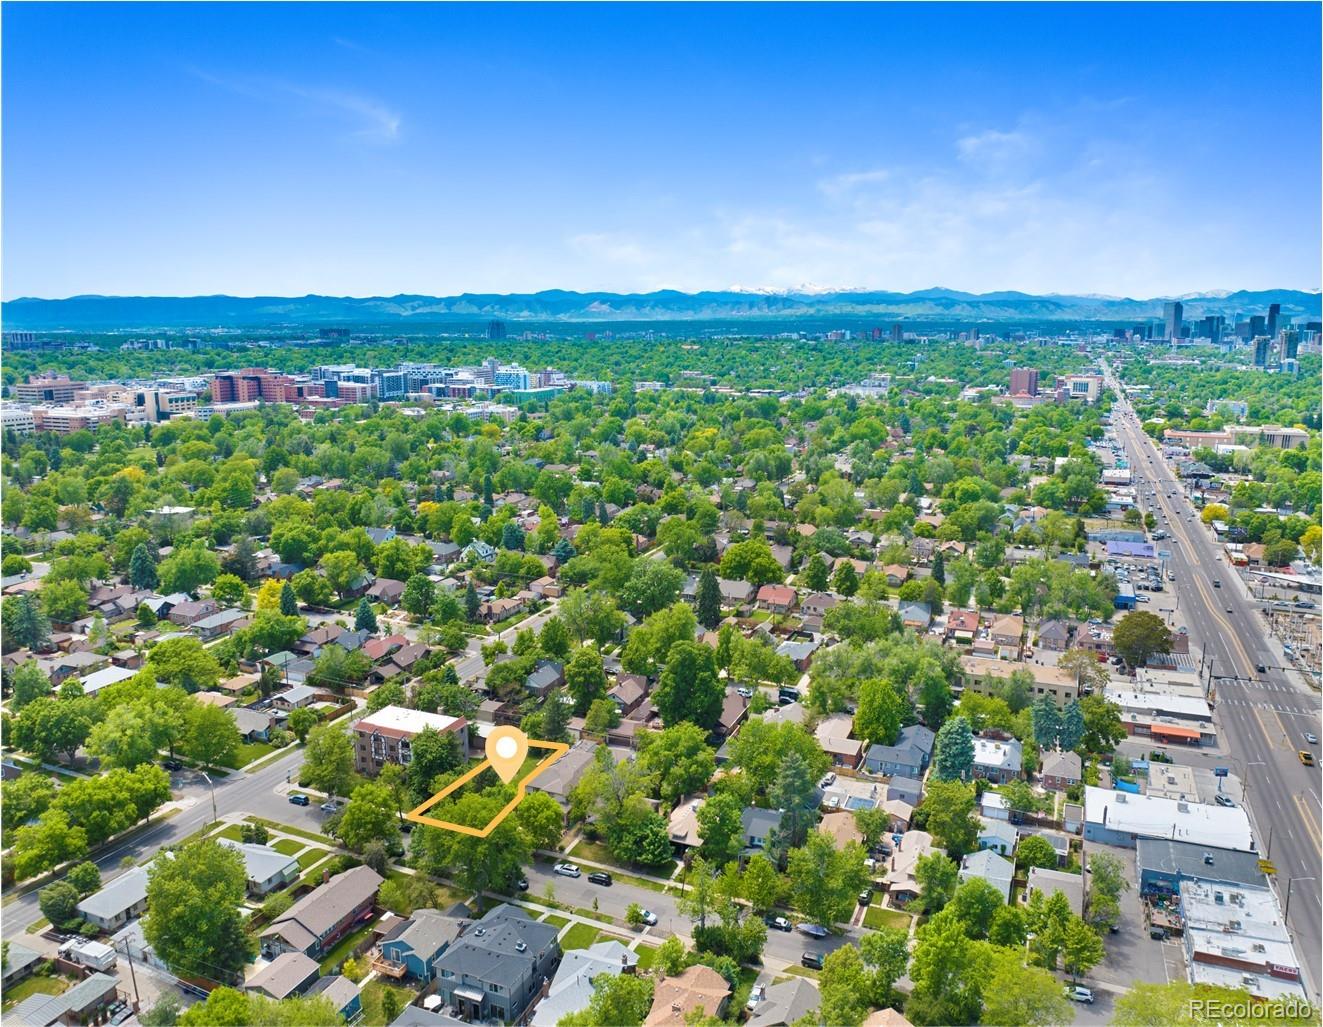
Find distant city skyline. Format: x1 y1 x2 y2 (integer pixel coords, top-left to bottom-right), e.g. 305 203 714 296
3 2 1320 300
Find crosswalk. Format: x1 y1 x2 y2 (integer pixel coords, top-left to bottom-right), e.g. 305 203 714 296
1219 697 1321 718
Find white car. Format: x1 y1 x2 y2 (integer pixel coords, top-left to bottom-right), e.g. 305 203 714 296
736 687 754 699
554 862 581 878
640 909 658 926
1066 986 1094 1004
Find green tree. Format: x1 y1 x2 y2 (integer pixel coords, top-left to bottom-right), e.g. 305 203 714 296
741 853 783 914
932 714 974 781
406 727 463 803
1080 695 1126 754
87 703 160 769
831 561 860 597
129 543 159 590
654 640 722 729
13 694 94 763
210 574 247 608
319 550 364 600
143 839 255 983
184 704 241 770
39 879 82 927
404 575 437 618
695 568 722 630
336 781 401 852
1031 696 1062 749
287 706 318 743
1061 914 1105 980
10 661 51 710
770 750 820 851
853 678 903 747
8 595 52 650
1058 647 1108 692
412 787 531 896
354 597 378 633
696 792 744 864
565 646 608 715
538 616 572 658
818 944 871 1027
1112 610 1172 667
40 578 88 623
1058 699 1086 751
786 830 869 928
905 911 983 1026
979 946 1073 1027
513 790 566 852
946 876 1003 938
1086 851 1130 931
920 779 979 857
66 859 102 896
301 724 356 800
1 772 57 831
557 971 655 1027
914 851 959 914
147 637 222 692
1016 835 1058 873
158 543 221 595
801 553 829 591
279 581 299 617
636 722 716 806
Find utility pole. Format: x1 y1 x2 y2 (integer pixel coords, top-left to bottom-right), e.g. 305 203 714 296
117 939 141 1009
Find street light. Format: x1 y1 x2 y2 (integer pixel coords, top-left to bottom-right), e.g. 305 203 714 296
1023 931 1036 967
1285 877 1316 921
200 771 218 825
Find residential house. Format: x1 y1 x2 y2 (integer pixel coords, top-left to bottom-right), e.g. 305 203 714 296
885 776 923 809
307 976 362 1022
524 659 565 698
945 609 979 642
818 810 864 849
971 809 1015 852
247 951 320 1001
220 841 300 896
800 593 839 619
478 597 524 624
644 965 731 1027
525 739 597 815
959 849 1013 902
898 602 931 631
958 657 1081 708
77 866 149 931
668 797 704 851
191 608 248 641
367 578 407 606
295 624 340 656
972 736 1023 784
756 584 797 615
989 615 1024 649
7 972 118 1027
747 978 820 1027
1026 867 1085 915
369 643 429 685
260 866 383 958
167 599 219 627
354 706 469 777
530 941 638 1027
776 638 820 672
232 707 275 742
717 688 751 737
365 527 397 546
883 830 935 905
1035 619 1075 652
740 807 782 853
882 565 910 587
272 684 318 710
881 798 914 833
431 904 560 1024
863 724 935 778
607 674 647 717
1039 750 1082 791
363 635 408 663
376 909 464 982
1 942 43 988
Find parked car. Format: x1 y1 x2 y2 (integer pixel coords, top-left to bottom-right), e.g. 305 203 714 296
639 909 658 926
1214 794 1237 808
858 889 872 906
801 952 825 970
161 758 183 771
820 772 836 788
1066 986 1094 1004
588 871 613 886
554 862 582 878
765 915 791 932
736 687 754 699
797 924 829 939
320 800 340 812
288 793 310 806
515 877 530 891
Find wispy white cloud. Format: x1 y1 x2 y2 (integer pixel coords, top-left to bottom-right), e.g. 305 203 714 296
956 127 1033 164
190 68 401 143
817 168 890 197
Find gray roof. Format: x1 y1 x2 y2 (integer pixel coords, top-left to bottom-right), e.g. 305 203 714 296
1041 750 1082 778
391 1008 464 1027
193 608 247 630
1135 839 1268 889
231 707 274 736
247 951 319 999
431 903 558 984
2 942 43 978
390 908 463 960
263 866 383 947
10 972 116 1026
78 865 149 921
527 741 597 799
219 840 299 885
275 684 316 704
308 974 360 1012
741 806 782 838
748 976 821 1027
530 940 638 1027
866 724 934 766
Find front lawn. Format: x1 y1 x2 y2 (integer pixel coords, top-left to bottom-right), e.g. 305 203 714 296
2 974 68 1011
272 838 305 856
560 923 600 950
229 740 281 768
215 824 246 841
542 914 570 929
864 906 913 931
298 849 330 870
359 981 417 1027
634 944 659 971
249 817 334 844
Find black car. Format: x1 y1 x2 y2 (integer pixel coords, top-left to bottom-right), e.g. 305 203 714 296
288 793 311 806
778 687 801 703
801 952 825 970
161 758 183 771
588 871 613 886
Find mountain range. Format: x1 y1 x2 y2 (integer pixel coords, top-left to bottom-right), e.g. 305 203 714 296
3 288 1319 330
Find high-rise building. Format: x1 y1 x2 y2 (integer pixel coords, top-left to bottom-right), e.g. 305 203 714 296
486 320 507 341
1249 315 1266 338
1283 330 1300 361
1163 301 1183 342
1009 368 1039 396
890 323 904 342
1267 303 1281 339
1252 337 1271 367
1198 315 1225 343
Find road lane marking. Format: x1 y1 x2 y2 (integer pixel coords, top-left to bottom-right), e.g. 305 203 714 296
1293 794 1322 850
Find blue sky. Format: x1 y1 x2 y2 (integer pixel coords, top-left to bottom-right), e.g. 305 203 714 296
3 2 1319 299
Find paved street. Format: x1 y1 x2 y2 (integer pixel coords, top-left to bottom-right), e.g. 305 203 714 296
1104 363 1323 1003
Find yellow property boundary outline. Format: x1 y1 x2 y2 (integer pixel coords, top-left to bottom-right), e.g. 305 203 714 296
404 739 570 838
